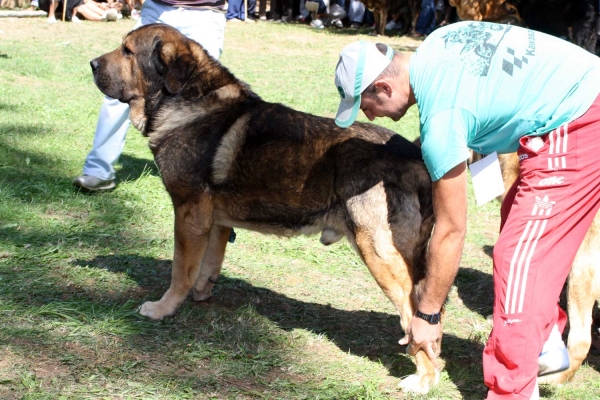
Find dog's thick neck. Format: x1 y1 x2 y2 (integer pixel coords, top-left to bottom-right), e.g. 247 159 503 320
182 43 240 99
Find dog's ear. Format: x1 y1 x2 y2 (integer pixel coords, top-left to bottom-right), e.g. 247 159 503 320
151 36 195 94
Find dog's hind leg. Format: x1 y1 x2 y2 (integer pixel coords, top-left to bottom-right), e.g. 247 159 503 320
539 217 600 384
192 225 231 302
139 196 214 320
538 264 596 384
345 183 439 394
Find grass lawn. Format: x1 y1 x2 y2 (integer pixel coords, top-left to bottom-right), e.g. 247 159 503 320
1 16 599 399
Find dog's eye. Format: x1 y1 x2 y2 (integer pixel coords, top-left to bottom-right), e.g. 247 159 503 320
122 46 133 56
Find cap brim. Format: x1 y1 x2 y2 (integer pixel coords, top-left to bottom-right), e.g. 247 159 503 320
335 94 361 128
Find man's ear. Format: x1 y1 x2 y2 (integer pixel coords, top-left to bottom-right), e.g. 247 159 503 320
151 36 195 94
373 80 393 97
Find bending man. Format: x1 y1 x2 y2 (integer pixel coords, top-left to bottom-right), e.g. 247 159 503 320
333 21 600 399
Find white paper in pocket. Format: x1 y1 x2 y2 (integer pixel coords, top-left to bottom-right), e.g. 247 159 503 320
468 151 505 206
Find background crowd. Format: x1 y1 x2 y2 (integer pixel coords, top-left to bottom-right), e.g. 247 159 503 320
27 0 457 38
31 0 142 22
208 0 457 35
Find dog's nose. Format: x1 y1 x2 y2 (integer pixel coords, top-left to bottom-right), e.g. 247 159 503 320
90 59 100 72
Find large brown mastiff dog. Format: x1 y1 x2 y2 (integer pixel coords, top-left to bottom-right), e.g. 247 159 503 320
90 24 439 394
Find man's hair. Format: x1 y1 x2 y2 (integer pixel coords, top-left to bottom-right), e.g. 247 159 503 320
362 43 401 100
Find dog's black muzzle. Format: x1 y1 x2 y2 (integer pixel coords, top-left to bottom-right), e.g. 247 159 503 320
90 58 100 74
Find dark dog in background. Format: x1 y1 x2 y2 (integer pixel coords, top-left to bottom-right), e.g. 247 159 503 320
450 0 599 54
90 24 441 394
472 151 600 384
362 0 421 36
505 0 599 54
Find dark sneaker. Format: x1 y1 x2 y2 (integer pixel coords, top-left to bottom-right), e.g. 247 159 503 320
73 175 116 191
538 325 570 377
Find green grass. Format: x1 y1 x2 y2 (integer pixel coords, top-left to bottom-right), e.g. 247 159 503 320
0 17 599 399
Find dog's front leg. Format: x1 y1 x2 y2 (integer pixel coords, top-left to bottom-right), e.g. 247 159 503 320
139 197 214 320
192 224 232 301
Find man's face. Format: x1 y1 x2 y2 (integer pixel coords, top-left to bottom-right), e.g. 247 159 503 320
359 83 412 122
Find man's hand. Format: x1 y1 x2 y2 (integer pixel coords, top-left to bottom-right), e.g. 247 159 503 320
399 317 441 369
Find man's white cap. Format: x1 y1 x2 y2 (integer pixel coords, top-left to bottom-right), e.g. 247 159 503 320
334 41 394 128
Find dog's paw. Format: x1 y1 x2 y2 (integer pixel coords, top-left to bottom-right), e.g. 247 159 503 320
192 288 212 302
138 300 171 320
398 370 440 395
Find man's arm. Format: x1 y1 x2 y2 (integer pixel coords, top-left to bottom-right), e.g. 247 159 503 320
399 161 468 367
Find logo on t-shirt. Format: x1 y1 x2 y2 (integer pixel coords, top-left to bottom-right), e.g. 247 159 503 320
442 22 513 77
502 47 529 76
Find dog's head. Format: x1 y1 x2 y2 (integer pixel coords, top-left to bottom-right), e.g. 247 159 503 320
90 24 201 133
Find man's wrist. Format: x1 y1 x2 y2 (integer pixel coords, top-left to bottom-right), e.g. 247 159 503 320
415 310 442 324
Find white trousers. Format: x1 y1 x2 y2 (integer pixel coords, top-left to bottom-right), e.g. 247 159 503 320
82 0 226 180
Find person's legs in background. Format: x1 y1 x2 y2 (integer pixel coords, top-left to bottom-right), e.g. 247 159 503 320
268 0 281 19
227 0 255 21
297 0 311 22
347 0 364 28
246 0 257 20
412 0 435 37
258 0 269 20
77 96 129 189
48 0 59 23
226 0 243 21
74 0 226 191
279 0 293 21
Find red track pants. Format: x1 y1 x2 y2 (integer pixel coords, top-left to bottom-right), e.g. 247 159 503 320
483 94 600 399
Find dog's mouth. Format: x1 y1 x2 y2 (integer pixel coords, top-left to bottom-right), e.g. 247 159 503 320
119 95 134 104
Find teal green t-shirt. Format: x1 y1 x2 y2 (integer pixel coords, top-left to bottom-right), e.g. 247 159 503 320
409 21 600 181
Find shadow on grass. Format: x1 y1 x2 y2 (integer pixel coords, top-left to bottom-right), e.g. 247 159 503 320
65 253 490 397
455 267 494 319
0 103 20 112
117 154 160 183
482 244 494 258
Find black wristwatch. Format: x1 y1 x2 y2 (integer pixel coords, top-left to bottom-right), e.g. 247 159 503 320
415 310 442 324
